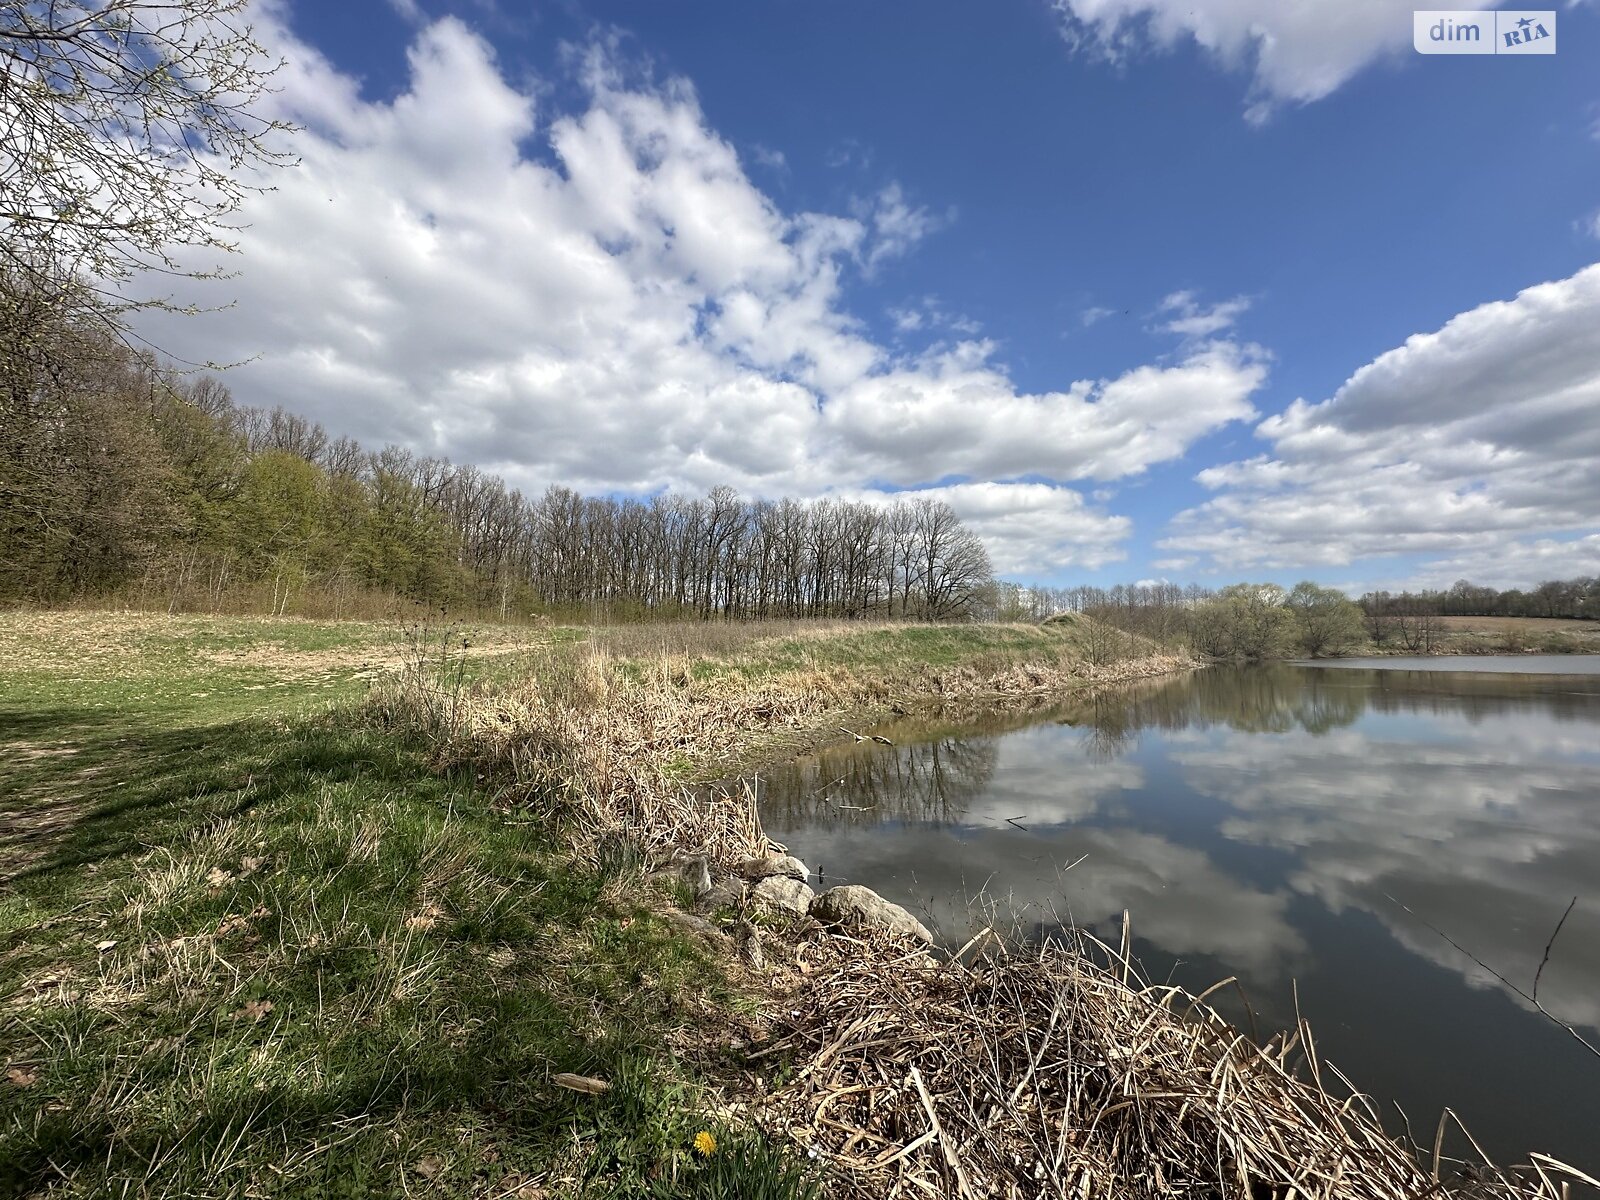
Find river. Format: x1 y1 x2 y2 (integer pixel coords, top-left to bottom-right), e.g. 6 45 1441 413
758 660 1600 1172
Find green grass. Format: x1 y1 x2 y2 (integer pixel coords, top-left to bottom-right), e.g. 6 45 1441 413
0 611 818 1198
0 610 1127 1196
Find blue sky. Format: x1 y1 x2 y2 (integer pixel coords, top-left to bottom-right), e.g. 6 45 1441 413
140 0 1600 592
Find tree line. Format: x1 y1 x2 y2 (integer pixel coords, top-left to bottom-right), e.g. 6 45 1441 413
1036 581 1367 660
0 301 994 620
1360 578 1600 623
0 6 990 626
6 278 1591 632
1026 574 1599 660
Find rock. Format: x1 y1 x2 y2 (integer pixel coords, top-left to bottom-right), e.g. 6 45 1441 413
736 854 810 882
696 876 747 913
810 885 933 944
751 875 816 917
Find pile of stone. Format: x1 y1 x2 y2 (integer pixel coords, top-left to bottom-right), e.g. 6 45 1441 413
658 848 933 947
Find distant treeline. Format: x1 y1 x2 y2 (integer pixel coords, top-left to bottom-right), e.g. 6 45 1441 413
1034 577 1600 659
1 304 993 620
9 288 1592 630
1360 578 1600 622
1042 581 1369 659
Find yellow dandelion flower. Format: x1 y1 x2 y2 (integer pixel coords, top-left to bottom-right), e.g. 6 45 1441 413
693 1130 717 1157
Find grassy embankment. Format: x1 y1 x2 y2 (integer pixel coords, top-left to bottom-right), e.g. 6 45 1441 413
367 616 1192 868
1387 616 1600 655
0 610 1175 1198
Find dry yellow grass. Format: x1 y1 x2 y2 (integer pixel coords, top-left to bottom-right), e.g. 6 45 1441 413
369 620 1193 868
1436 615 1600 635
754 928 1597 1200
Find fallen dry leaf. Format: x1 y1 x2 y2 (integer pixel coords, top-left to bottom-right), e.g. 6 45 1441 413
413 1154 444 1179
231 999 275 1023
6 1066 38 1088
217 906 272 937
205 867 233 892
552 1073 610 1095
404 904 444 931
95 940 116 953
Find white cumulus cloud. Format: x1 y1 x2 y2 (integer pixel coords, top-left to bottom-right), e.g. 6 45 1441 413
130 11 1270 577
1161 263 1600 582
1157 289 1252 337
1052 0 1496 121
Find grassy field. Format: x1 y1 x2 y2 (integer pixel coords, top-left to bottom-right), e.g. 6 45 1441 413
1429 615 1600 653
0 610 1173 1198
0 612 830 1199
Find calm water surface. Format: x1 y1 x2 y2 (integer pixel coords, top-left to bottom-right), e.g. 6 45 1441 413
759 661 1600 1171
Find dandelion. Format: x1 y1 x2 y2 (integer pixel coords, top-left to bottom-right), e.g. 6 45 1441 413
693 1130 717 1157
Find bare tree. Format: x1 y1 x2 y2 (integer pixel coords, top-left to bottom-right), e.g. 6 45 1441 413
1 0 291 324
1392 592 1444 653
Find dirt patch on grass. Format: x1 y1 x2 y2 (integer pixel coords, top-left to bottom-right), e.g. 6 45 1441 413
5 742 82 761
202 635 531 677
0 789 100 879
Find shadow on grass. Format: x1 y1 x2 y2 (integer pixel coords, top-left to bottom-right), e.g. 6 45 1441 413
0 701 746 1197
0 703 405 888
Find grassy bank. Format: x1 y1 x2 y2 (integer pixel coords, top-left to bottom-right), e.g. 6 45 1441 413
0 611 1184 1198
371 617 1594 1200
369 615 1193 869
0 613 829 1198
5 611 1589 1199
1378 615 1600 656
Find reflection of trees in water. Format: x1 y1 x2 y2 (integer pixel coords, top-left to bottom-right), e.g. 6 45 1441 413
1353 669 1600 727
1073 693 1136 762
1169 666 1367 735
765 664 1600 830
1057 663 1593 745
761 736 999 829
1052 666 1365 743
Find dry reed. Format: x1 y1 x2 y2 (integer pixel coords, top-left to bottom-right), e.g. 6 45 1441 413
750 927 1597 1200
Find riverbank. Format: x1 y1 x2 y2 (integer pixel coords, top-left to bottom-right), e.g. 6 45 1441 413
3 612 1590 1197
370 616 1197 869
1335 615 1600 658
374 620 1593 1197
0 611 1189 1197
